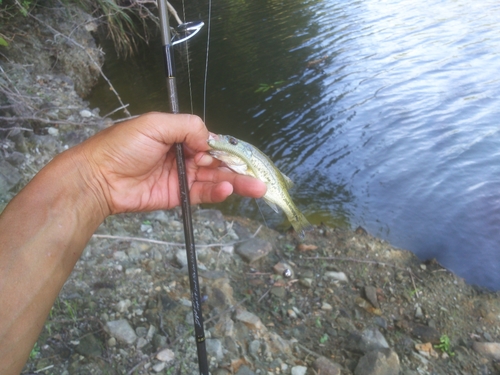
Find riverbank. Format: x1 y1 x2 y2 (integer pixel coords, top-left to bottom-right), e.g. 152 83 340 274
2 4 500 375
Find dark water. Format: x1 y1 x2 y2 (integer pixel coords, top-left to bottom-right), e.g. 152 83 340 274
89 0 500 289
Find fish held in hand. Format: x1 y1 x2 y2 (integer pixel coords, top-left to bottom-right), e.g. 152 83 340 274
207 134 312 237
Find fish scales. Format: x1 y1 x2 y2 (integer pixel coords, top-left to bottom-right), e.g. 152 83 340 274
207 134 312 236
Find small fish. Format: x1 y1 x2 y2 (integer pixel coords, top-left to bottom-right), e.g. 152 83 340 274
207 134 312 236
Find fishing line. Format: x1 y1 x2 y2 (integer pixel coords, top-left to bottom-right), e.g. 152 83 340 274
254 199 270 230
202 0 212 122
180 0 194 114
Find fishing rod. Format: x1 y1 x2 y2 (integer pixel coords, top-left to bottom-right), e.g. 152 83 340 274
156 1 208 374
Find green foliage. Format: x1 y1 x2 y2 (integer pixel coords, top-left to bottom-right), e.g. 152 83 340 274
254 81 285 93
29 342 40 360
319 333 328 344
0 36 8 46
435 335 455 356
73 0 156 57
314 316 322 328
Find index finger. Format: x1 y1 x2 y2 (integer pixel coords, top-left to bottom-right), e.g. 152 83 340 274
137 112 210 152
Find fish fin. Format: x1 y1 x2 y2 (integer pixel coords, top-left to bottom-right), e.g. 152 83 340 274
227 163 248 175
290 212 313 238
263 197 280 213
280 172 294 190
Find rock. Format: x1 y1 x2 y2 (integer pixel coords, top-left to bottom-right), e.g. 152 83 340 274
291 365 307 375
321 302 333 311
248 340 261 357
75 334 103 357
354 349 400 375
312 356 342 375
116 299 131 313
156 348 175 362
415 305 424 319
299 277 314 288
236 365 255 375
106 319 137 345
152 361 166 373
273 261 294 278
364 286 379 308
410 323 440 344
0 160 22 194
206 338 224 361
324 271 348 282
236 238 272 263
271 286 286 299
136 337 148 349
358 328 389 353
107 337 116 347
175 248 188 267
235 309 265 331
47 127 59 136
193 209 227 233
472 342 500 360
79 109 93 118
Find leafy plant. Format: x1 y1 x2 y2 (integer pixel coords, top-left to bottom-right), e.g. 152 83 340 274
319 333 328 344
254 81 285 93
434 335 455 356
29 342 40 360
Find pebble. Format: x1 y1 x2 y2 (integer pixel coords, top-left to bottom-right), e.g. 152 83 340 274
321 302 333 311
206 338 224 361
106 319 137 345
358 328 389 353
235 309 265 331
79 109 92 117
324 271 348 282
364 286 379 308
354 349 400 375
235 238 272 263
152 362 166 373
291 365 308 375
472 342 500 360
116 299 131 313
47 127 59 136
312 356 341 375
236 365 255 375
156 348 175 362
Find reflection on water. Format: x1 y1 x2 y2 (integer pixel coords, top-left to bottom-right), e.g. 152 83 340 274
89 0 500 289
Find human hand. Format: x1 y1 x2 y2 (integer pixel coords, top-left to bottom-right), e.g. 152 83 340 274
74 112 266 216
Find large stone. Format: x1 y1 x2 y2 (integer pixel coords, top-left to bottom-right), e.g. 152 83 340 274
472 342 500 360
106 319 137 345
312 356 341 375
75 333 103 357
358 328 389 353
354 349 400 375
236 238 272 263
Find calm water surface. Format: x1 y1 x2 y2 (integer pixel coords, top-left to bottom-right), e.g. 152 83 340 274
89 0 500 289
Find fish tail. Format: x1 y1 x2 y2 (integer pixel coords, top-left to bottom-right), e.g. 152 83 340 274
290 211 313 238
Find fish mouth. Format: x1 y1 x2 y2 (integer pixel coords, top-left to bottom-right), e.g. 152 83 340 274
208 133 219 142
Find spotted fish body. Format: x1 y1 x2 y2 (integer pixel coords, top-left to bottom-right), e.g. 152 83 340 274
207 134 312 236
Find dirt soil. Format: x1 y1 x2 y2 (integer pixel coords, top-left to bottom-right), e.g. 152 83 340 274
2 3 500 375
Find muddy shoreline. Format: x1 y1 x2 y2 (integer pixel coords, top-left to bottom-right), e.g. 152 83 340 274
2 4 500 375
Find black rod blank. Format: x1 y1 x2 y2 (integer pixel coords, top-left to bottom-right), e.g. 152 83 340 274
157 1 208 374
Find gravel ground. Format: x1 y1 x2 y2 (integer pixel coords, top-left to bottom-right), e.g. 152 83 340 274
2 3 500 375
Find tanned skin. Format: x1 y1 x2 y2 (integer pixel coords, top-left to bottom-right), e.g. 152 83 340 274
0 112 266 374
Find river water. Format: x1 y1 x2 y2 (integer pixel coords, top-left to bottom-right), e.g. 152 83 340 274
89 0 500 289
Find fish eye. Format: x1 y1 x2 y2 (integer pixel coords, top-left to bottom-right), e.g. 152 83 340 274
229 137 238 145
